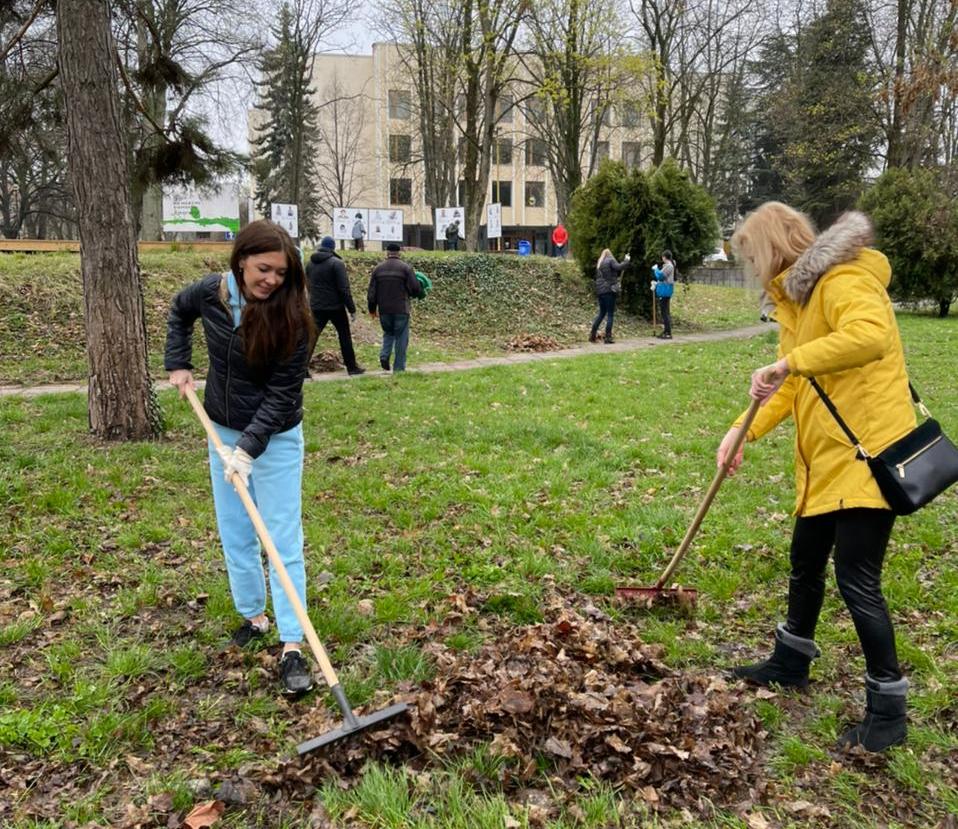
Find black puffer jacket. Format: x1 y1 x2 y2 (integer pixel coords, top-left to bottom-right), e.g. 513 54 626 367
164 274 309 459
595 255 627 295
306 250 356 314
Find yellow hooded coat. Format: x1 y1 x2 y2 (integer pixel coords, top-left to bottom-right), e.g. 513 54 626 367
734 212 916 517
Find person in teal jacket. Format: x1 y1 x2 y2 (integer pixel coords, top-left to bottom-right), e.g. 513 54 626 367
652 250 675 338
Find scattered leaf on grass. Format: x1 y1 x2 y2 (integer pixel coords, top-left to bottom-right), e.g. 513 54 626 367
182 799 224 828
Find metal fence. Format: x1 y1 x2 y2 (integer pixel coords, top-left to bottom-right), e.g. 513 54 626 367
685 265 760 290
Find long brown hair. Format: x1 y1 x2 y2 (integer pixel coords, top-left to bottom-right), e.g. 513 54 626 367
731 202 816 286
229 220 314 369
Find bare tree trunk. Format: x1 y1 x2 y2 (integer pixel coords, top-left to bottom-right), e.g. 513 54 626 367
58 0 161 441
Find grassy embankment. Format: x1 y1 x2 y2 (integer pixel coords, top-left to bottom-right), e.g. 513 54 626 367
0 249 759 385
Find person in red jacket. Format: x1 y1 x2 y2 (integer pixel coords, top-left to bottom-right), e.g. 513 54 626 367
552 224 568 257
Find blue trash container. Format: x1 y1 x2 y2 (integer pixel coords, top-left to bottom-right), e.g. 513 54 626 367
517 239 532 256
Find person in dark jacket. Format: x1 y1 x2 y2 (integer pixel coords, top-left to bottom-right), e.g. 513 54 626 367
590 248 630 343
367 242 423 371
652 249 676 339
445 219 460 251
165 220 316 697
306 236 365 375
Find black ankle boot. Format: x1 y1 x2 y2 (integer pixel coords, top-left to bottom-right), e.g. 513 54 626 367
837 675 907 752
731 623 819 688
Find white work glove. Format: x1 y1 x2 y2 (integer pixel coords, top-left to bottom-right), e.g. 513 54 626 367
216 446 253 487
650 281 657 290
623 253 631 262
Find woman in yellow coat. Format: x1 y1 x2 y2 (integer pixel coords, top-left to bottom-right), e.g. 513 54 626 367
717 203 916 752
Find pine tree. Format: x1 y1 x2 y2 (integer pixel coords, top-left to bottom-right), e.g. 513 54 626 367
783 0 880 227
251 3 321 240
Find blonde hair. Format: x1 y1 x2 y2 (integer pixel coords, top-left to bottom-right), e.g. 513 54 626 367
731 202 816 286
596 248 613 270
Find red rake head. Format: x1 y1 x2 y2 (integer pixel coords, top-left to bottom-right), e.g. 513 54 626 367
614 585 698 611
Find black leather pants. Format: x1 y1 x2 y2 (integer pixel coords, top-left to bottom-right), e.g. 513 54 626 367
785 508 902 682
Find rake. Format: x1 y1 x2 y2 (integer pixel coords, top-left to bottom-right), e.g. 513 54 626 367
615 398 761 607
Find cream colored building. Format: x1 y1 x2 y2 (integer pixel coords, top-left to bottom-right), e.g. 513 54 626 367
310 43 651 252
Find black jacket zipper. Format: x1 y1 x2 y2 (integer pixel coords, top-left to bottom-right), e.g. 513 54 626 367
226 323 235 426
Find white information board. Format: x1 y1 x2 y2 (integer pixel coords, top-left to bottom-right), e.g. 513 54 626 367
333 207 369 241
162 184 239 234
271 202 299 238
435 207 465 242
486 203 501 240
368 208 404 242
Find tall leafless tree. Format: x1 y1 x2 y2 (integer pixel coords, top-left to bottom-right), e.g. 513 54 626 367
313 73 373 221
378 0 461 211
57 0 160 439
518 0 633 222
864 0 958 169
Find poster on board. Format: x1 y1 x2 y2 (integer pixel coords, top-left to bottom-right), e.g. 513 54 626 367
486 203 501 239
162 184 240 234
435 207 465 242
271 203 299 238
368 209 404 242
333 207 369 242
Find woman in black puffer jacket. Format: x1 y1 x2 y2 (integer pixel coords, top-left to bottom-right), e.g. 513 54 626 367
165 220 316 697
590 248 630 343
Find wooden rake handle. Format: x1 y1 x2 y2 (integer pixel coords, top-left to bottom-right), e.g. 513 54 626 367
654 397 761 589
184 386 341 690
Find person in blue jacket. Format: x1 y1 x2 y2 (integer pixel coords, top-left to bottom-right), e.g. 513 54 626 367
652 250 675 339
165 220 316 697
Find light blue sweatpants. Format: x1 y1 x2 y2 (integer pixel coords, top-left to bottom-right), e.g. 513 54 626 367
208 421 306 643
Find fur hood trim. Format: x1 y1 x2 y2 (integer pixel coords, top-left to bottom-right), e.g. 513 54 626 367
784 211 874 305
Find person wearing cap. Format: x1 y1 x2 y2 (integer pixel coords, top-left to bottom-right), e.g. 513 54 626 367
367 242 423 372
306 236 365 376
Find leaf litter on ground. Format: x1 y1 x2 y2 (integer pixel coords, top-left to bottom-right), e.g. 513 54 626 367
260 590 773 819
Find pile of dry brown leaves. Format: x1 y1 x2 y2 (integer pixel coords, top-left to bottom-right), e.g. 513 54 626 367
266 593 771 818
505 334 562 352
308 351 345 374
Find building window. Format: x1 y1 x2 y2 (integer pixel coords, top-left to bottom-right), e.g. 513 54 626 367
622 141 642 169
390 178 412 205
492 181 512 207
525 181 545 208
496 93 514 123
596 141 610 163
494 138 513 165
621 102 641 128
388 89 411 120
525 138 548 166
389 134 411 163
525 96 547 123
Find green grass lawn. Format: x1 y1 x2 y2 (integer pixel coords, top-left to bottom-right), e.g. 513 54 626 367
0 313 955 827
0 250 759 385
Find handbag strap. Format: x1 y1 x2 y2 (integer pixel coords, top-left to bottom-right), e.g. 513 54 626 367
808 378 930 460
807 378 869 458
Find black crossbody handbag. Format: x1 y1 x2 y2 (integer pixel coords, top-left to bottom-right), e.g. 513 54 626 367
809 378 958 515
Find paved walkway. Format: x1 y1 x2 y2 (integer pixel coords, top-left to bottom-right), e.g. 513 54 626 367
0 323 775 398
